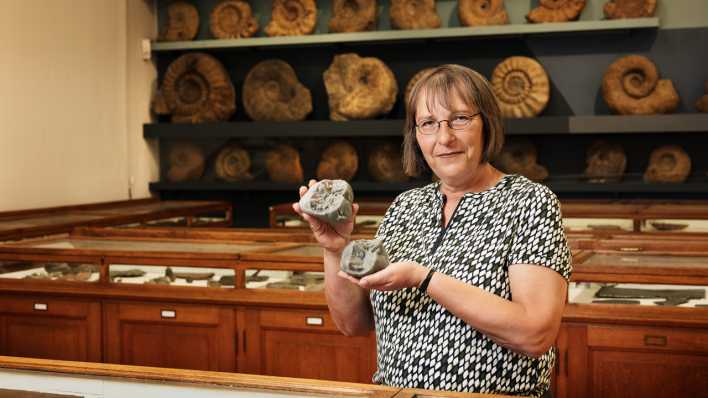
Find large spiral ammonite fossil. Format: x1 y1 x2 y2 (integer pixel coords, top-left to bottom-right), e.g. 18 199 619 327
160 1 199 41
317 142 359 181
368 143 408 182
602 55 679 115
323 53 398 121
265 0 317 36
491 56 550 118
265 144 304 183
494 139 548 182
153 53 236 123
584 140 627 183
644 145 691 183
242 60 313 121
329 0 377 33
603 0 657 19
215 143 252 181
390 0 441 30
696 81 708 113
209 0 259 39
526 0 586 23
404 67 434 103
166 143 205 182
458 0 509 27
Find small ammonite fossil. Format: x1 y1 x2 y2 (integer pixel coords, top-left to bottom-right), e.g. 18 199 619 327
584 140 627 183
265 144 304 183
494 138 548 182
209 0 259 39
317 141 359 181
159 1 199 41
265 0 318 36
695 80 708 113
526 0 586 23
603 0 657 19
329 0 377 33
644 145 691 183
491 56 550 118
298 179 354 226
215 143 253 182
458 0 509 27
368 142 408 183
242 59 312 121
390 0 441 30
323 53 398 120
166 142 205 182
602 55 679 115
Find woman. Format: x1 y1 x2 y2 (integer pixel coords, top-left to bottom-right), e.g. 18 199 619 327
293 64 571 397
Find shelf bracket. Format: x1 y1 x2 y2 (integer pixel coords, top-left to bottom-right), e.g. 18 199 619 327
141 39 152 61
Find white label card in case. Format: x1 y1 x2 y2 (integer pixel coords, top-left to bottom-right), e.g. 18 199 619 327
161 310 176 318
305 316 323 326
33 303 48 311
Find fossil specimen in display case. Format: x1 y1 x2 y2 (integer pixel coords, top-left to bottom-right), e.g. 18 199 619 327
390 0 441 29
643 145 691 183
368 143 408 183
329 0 377 33
265 0 318 36
299 179 354 226
209 0 259 39
341 239 389 278
317 141 359 181
243 60 312 122
166 142 205 182
160 1 199 41
323 53 398 121
491 56 550 118
458 0 509 26
584 140 627 183
265 144 304 183
603 0 657 19
215 143 253 182
494 138 548 182
526 0 586 23
602 55 679 115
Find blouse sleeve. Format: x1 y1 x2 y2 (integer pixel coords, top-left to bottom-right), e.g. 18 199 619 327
508 185 572 280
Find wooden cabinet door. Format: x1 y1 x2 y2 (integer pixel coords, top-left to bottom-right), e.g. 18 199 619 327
0 295 101 362
565 323 708 398
242 308 376 383
104 301 235 372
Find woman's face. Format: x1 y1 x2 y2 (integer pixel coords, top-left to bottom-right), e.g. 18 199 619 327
414 91 484 186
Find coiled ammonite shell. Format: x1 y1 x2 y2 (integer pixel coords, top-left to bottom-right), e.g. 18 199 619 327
495 138 548 182
390 0 441 30
166 142 205 182
458 0 509 26
323 53 398 121
584 140 626 183
265 144 304 183
644 145 691 183
491 56 550 118
265 0 317 36
242 60 313 121
526 0 586 23
368 143 408 182
153 53 236 123
209 0 259 39
160 1 199 41
404 67 434 103
329 0 377 33
696 81 708 113
603 0 656 19
215 143 252 181
317 142 359 181
602 55 679 115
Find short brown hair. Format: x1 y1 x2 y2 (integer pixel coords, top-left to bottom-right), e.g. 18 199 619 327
402 64 505 177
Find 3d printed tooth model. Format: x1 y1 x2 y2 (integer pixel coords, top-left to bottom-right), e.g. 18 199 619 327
340 239 390 278
298 179 354 227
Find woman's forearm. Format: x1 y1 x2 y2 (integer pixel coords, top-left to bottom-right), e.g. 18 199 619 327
323 249 374 336
424 269 565 357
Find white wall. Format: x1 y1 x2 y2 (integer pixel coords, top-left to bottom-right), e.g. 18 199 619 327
0 0 156 211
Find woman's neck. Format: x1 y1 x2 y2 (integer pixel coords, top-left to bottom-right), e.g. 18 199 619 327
439 163 503 200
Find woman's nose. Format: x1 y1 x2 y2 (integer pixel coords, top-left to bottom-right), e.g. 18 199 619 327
436 123 455 144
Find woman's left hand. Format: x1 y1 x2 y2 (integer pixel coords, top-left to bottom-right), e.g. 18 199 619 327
338 261 428 291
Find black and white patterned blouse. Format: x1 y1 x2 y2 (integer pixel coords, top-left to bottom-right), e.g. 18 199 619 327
371 174 571 397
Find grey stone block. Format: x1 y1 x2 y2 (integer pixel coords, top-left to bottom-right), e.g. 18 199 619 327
298 179 354 226
340 239 389 278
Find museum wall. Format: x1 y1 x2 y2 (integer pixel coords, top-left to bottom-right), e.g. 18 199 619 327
0 0 156 211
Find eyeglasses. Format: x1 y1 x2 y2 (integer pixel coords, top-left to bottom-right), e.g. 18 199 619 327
415 112 481 135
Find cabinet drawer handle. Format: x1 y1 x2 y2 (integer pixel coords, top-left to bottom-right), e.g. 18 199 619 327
619 247 641 252
160 310 176 319
33 303 48 311
644 335 667 347
305 316 323 326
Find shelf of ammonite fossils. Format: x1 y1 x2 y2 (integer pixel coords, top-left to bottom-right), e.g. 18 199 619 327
149 181 426 192
546 178 708 194
150 18 659 51
144 114 708 139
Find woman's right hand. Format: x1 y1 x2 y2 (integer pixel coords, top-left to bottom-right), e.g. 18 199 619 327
292 179 358 253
